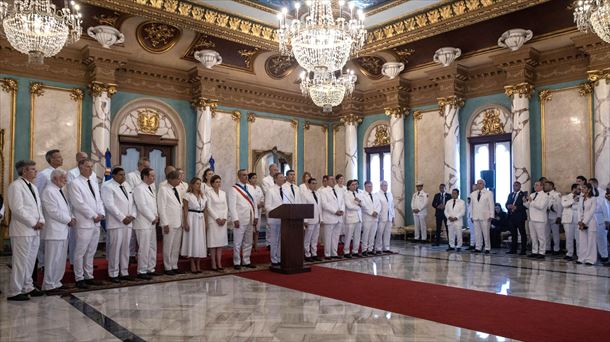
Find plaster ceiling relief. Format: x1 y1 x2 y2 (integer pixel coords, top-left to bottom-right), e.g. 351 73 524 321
264 55 298 79
182 33 265 72
136 21 182 53
353 55 386 80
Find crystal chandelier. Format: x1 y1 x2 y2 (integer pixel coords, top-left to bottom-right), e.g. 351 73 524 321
277 0 366 73
0 1 83 64
300 69 356 112
573 0 610 43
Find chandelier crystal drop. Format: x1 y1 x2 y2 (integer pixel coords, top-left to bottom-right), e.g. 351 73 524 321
300 69 357 112
590 1 610 43
0 0 83 64
573 0 610 43
278 0 367 73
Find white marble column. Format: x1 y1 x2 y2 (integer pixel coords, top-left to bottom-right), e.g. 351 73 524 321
588 71 610 188
505 83 533 191
194 98 216 177
90 83 115 182
438 96 464 192
341 114 361 180
385 107 406 227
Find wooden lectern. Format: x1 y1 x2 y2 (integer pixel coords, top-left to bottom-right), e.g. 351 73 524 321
268 204 314 274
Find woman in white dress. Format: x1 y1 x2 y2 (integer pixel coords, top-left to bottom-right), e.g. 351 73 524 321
201 168 214 193
577 183 598 266
300 171 312 193
181 177 207 273
206 175 228 271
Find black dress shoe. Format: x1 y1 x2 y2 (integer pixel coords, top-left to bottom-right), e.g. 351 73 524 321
120 275 135 281
575 261 583 264
109 277 121 283
446 247 455 251
174 269 186 274
85 279 102 286
7 294 30 301
313 257 322 261
506 250 516 254
600 257 609 263
564 256 573 261
456 248 461 252
383 250 393 254
472 249 481 254
28 289 44 297
376 251 383 255
537 254 545 259
164 270 176 276
528 254 538 258
304 257 312 262
148 271 160 276
362 252 368 257
432 243 439 246
271 263 280 267
325 257 332 260
75 280 89 289
137 274 152 280
467 246 475 251
585 262 594 266
484 250 490 254
356 253 363 258
345 254 352 258
519 251 527 255
244 264 256 269
234 265 242 270
331 256 341 259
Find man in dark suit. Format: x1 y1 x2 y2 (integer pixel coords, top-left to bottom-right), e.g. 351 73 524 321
505 181 528 255
432 184 452 246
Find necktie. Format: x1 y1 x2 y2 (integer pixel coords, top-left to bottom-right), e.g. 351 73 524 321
369 193 373 202
332 188 337 198
477 190 481 201
119 185 129 199
353 191 356 198
280 187 284 200
312 191 318 204
172 187 181 203
87 179 96 199
23 179 37 203
290 184 295 196
384 192 388 201
59 189 68 204
453 199 456 208
148 185 154 195
533 192 538 200
512 192 519 205
441 193 445 205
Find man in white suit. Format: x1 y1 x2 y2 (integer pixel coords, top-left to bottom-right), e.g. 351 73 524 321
101 167 137 283
133 167 159 279
524 181 550 259
229 169 259 270
320 175 345 259
343 179 363 258
41 169 75 293
126 157 150 190
158 170 184 275
444 189 465 251
261 163 280 195
66 152 95 266
265 173 288 266
376 180 395 254
302 177 322 261
561 184 580 260
544 181 563 254
7 160 45 300
69 159 105 289
282 169 302 204
361 181 381 256
470 179 495 253
334 174 347 244
67 152 96 183
411 181 428 242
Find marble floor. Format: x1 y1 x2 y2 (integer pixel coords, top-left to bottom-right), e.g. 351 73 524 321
1 241 608 341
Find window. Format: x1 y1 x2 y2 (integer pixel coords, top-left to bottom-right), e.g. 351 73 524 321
365 145 391 192
468 133 512 209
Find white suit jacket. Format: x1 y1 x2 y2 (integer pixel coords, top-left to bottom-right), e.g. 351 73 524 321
282 182 302 204
580 197 597 228
126 170 142 190
264 184 289 225
469 189 494 221
8 178 45 237
252 185 264 209
547 190 563 221
411 191 428 216
561 194 579 224
444 198 465 224
344 191 363 224
594 195 610 224
68 175 104 229
378 191 395 222
261 175 275 195
320 186 345 225
34 166 55 195
206 189 228 221
102 179 137 229
67 168 97 184
41 184 73 240
301 188 321 225
228 182 259 224
157 185 183 228
361 191 382 223
133 182 158 230
524 191 549 223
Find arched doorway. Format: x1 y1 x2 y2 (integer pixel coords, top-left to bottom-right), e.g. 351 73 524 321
364 121 391 192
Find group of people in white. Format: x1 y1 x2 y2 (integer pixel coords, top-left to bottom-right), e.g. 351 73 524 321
409 176 610 266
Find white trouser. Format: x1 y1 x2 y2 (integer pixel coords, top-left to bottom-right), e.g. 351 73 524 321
447 222 463 248
564 221 579 257
8 236 39 297
304 223 320 257
42 239 68 291
134 228 157 274
578 226 598 264
68 227 77 265
322 223 340 257
269 223 281 264
233 223 253 266
107 227 131 277
596 222 608 259
129 231 138 257
529 221 547 255
343 222 361 255
469 219 475 244
473 219 491 251
546 220 561 252
413 214 427 240
74 227 100 282
375 221 392 252
362 220 378 252
163 227 182 271
37 240 45 269
266 219 272 247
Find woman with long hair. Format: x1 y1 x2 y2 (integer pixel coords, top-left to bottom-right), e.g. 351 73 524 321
577 183 598 265
206 175 228 271
300 171 312 192
201 168 214 192
180 177 207 273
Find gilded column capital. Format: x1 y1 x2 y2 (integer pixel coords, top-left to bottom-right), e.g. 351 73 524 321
437 95 464 113
340 114 362 126
587 68 610 85
0 78 18 93
384 106 409 119
504 82 534 99
192 96 218 111
89 82 117 98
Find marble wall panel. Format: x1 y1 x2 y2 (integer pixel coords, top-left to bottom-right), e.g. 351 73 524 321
31 87 81 171
249 117 296 173
542 87 592 193
0 83 15 196
415 109 445 228
211 111 239 193
304 124 327 180
333 125 346 176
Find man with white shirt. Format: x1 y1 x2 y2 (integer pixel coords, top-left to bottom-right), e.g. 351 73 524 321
589 177 610 263
176 168 189 197
69 159 105 289
343 179 363 258
444 189 465 251
411 181 428 243
544 181 563 255
7 160 45 300
101 167 137 283
282 169 301 204
132 167 159 279
524 181 550 259
157 165 176 191
261 163 280 195
229 169 259 270
302 178 322 261
126 157 150 190
265 173 288 266
158 170 184 275
320 175 345 259
375 180 395 254
334 174 347 244
361 181 381 256
67 152 97 183
66 152 96 266
41 169 75 293
470 179 495 253
561 184 581 261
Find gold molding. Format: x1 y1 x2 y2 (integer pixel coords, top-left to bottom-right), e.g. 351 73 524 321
247 112 256 123
89 82 118 98
0 78 18 93
304 121 311 130
135 20 182 54
504 82 534 99
413 110 423 120
30 82 45 97
538 89 552 103
192 97 219 116
579 81 594 96
587 68 610 84
340 114 363 125
384 106 409 119
70 88 84 102
232 110 241 121
0 78 17 225
437 96 464 114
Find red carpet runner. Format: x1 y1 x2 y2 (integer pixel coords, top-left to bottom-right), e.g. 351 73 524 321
239 265 610 342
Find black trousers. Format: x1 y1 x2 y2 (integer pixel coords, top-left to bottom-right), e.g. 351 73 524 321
509 219 527 252
435 216 448 244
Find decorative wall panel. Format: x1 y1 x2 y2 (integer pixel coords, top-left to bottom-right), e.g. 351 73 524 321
333 124 346 176
0 78 16 204
303 123 327 180
249 116 297 174
210 111 239 193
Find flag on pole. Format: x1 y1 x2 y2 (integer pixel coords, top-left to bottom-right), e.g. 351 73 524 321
104 148 112 181
209 155 215 172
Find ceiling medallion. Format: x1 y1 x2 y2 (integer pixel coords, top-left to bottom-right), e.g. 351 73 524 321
136 21 181 53
137 108 160 135
265 55 298 80
353 55 386 80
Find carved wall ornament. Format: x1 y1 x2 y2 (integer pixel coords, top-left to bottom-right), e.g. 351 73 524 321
340 114 362 125
370 124 391 147
137 108 161 134
30 82 45 97
437 96 464 113
469 106 512 137
354 55 386 79
238 48 261 69
247 112 256 122
89 82 117 98
232 110 241 121
136 21 181 53
504 82 534 99
413 110 423 120
291 120 298 128
192 97 218 115
392 47 415 64
93 12 123 28
0 78 18 93
304 121 311 130
481 109 505 135
70 89 84 102
265 55 298 79
384 106 408 118
538 89 552 102
586 68 610 84
579 81 594 96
